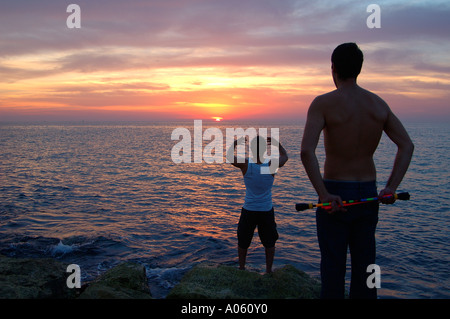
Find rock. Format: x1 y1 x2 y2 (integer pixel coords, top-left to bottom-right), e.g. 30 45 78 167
79 262 152 299
0 255 152 299
0 255 318 299
0 254 76 299
166 263 320 299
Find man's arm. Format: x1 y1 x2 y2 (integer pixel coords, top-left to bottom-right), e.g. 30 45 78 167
226 137 247 170
278 142 289 168
300 98 344 212
267 137 289 173
379 111 414 202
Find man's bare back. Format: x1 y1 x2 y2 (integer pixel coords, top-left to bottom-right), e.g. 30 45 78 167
318 84 389 181
301 43 413 210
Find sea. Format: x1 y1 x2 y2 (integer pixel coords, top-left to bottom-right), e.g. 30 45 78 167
0 120 448 299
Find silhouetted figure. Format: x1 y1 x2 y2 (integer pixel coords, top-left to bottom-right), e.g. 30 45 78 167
301 43 414 298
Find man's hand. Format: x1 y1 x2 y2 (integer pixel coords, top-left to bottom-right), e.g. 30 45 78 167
379 188 396 204
320 193 346 213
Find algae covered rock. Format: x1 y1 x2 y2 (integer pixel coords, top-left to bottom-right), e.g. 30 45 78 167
79 262 152 299
166 263 320 299
0 254 76 299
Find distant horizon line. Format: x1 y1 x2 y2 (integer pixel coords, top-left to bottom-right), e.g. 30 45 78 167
1 117 449 126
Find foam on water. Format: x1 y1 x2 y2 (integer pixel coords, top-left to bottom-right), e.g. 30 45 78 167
51 240 74 257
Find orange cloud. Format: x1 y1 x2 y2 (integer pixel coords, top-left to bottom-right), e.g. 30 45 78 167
1 1 449 122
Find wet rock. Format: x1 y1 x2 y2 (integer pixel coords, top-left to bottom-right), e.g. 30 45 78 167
166 263 320 299
0 254 76 299
79 262 152 299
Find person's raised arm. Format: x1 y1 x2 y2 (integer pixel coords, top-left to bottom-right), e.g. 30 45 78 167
267 137 289 171
226 137 246 170
278 141 289 168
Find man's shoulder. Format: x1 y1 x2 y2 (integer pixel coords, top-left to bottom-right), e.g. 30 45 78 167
310 90 338 109
358 86 388 104
314 87 389 108
314 89 339 101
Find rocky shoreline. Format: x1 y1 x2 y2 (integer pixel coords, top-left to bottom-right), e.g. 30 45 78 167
0 254 320 299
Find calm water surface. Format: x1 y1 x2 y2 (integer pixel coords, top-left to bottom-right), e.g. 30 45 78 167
0 121 448 298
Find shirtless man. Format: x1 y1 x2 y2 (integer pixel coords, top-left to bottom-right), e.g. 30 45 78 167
301 43 414 299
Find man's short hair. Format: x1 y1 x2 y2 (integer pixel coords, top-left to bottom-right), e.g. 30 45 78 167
331 43 364 80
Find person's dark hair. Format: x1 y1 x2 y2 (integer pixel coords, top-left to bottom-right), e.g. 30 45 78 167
331 43 364 80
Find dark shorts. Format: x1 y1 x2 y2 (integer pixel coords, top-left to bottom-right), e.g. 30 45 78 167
237 207 278 249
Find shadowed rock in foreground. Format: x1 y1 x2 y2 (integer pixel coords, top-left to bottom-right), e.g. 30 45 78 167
167 263 320 299
0 255 151 299
0 254 76 299
0 255 319 299
79 262 152 299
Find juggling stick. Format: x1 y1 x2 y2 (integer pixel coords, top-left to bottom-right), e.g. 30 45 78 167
295 192 410 211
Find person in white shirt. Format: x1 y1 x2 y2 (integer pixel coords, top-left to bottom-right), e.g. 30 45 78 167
227 135 288 273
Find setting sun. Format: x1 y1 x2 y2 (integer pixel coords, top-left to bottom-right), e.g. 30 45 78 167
212 117 223 122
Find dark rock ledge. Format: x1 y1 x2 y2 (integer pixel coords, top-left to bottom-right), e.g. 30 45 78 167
0 255 320 299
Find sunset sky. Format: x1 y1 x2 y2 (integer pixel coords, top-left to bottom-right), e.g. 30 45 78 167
1 0 449 122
